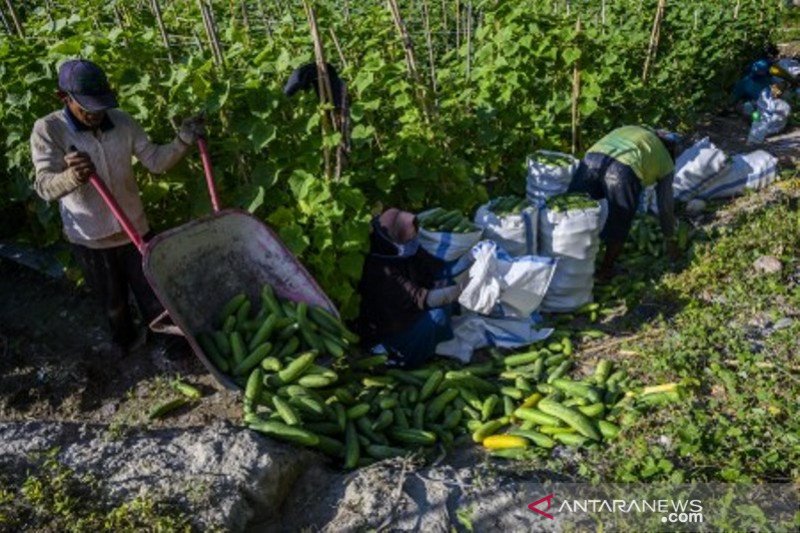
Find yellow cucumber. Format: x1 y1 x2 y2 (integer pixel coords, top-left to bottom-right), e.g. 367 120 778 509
483 434 529 450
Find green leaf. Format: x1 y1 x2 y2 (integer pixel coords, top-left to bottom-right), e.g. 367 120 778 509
249 122 276 150
246 186 265 214
351 124 376 142
278 224 309 256
338 253 364 281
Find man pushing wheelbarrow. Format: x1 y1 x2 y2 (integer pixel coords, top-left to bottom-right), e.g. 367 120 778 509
30 59 205 356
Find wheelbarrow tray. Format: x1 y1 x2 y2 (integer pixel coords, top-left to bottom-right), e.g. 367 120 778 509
142 208 337 390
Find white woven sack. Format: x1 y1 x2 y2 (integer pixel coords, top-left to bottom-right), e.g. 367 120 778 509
697 150 779 200
539 204 603 312
473 201 540 257
526 151 579 201
417 209 484 262
673 137 729 202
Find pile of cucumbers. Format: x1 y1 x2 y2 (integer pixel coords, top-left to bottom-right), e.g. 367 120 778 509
195 285 358 384
489 195 530 216
627 216 692 258
532 152 576 167
200 283 666 467
546 193 600 213
418 207 480 233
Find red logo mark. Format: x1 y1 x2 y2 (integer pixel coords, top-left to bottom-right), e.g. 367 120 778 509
528 493 556 520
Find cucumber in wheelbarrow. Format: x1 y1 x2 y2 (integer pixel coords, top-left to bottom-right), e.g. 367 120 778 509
202 284 354 380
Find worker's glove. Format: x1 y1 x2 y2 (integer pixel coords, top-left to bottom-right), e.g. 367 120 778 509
178 114 206 145
64 148 95 183
425 284 462 308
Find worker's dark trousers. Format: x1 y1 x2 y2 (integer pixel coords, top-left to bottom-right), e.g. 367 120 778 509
71 235 162 347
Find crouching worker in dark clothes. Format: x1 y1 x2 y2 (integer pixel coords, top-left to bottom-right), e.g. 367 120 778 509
567 125 685 281
356 208 468 368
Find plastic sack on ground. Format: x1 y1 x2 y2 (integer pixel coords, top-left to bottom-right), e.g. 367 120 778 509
673 137 729 202
473 198 541 256
526 151 579 202
539 201 603 312
697 150 779 200
417 209 484 262
458 241 557 318
435 311 553 363
748 91 791 144
777 58 800 78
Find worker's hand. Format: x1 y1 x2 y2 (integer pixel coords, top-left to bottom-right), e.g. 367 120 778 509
426 285 461 308
178 114 206 145
64 150 95 183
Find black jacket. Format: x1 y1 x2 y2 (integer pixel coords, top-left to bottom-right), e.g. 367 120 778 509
356 218 444 345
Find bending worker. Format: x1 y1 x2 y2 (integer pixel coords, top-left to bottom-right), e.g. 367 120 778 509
356 208 466 368
567 125 683 280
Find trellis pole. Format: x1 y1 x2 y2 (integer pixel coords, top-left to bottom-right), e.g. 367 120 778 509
571 17 582 155
151 0 175 64
4 0 24 38
642 0 666 84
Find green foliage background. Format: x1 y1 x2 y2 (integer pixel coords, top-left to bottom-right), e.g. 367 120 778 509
0 0 781 316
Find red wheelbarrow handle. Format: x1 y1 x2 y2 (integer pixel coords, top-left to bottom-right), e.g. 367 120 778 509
86 137 222 253
88 173 146 253
197 136 221 213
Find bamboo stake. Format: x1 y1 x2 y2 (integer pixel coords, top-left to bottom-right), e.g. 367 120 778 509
571 17 582 155
206 1 225 66
112 4 130 47
465 1 473 80
386 0 430 122
642 0 666 84
240 0 251 35
302 0 338 180
0 5 12 35
151 0 175 64
442 0 448 50
734 0 741 19
329 27 349 70
4 0 24 38
255 0 272 37
601 0 606 25
421 0 438 97
456 0 460 50
199 1 224 68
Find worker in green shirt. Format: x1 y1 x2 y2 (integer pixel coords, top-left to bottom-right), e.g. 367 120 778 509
567 125 684 281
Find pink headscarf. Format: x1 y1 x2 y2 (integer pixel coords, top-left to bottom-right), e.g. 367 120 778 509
378 208 418 244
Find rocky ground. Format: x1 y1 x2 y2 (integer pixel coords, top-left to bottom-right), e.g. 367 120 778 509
0 114 797 531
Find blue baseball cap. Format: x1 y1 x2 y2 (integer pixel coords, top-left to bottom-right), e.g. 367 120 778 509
58 60 118 112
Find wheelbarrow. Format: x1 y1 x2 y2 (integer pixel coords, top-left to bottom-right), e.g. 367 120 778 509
87 138 338 390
